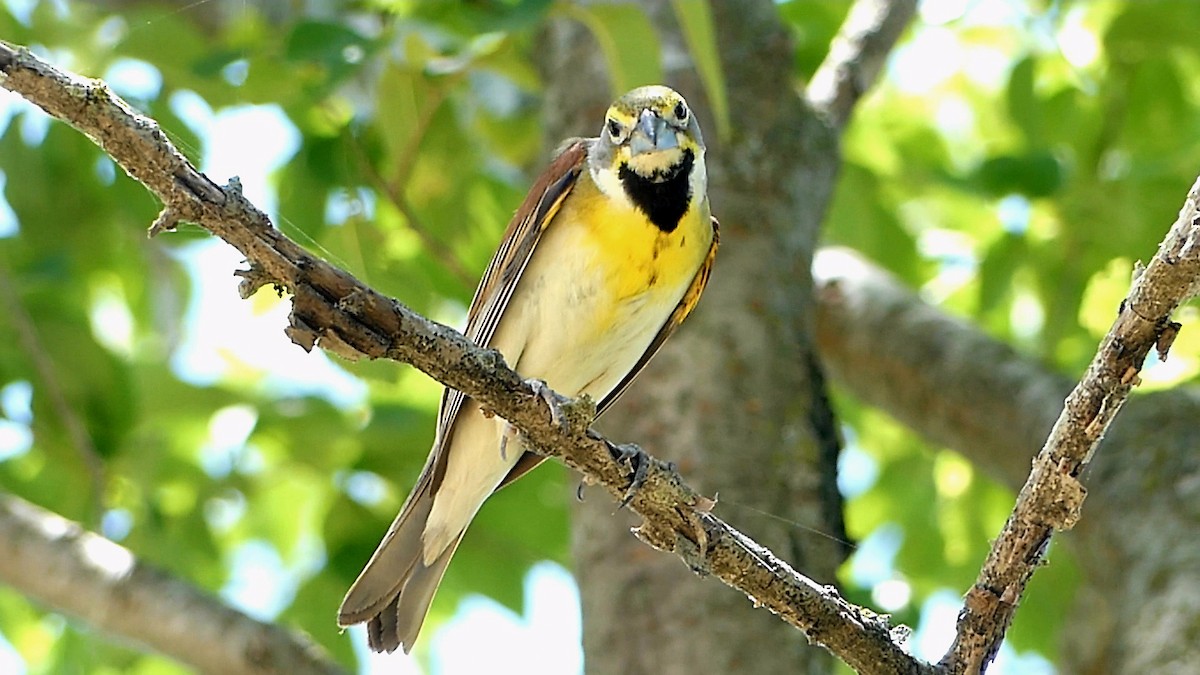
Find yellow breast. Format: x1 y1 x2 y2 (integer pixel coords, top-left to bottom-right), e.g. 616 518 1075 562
565 172 711 304
486 169 711 402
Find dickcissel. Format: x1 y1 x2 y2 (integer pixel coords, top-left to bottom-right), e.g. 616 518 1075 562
337 85 718 654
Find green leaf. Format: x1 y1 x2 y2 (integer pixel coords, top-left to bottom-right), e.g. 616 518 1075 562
286 574 359 667
246 467 326 561
355 403 437 477
1122 58 1186 156
978 232 1028 317
285 21 368 64
1006 55 1040 144
824 162 923 284
1104 2 1200 61
670 0 729 140
1007 541 1078 658
445 461 569 613
775 0 849 79
565 3 663 95
973 152 1063 198
116 13 209 84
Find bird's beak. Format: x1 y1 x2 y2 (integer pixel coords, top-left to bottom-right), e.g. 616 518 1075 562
628 108 678 156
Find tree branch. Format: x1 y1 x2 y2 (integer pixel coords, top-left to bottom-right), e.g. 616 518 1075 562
806 0 918 132
814 179 1200 672
936 174 1200 672
0 490 344 675
814 249 1200 674
813 248 1071 490
0 42 930 674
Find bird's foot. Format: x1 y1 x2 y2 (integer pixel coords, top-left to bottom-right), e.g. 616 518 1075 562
499 379 568 460
526 378 567 431
610 441 655 509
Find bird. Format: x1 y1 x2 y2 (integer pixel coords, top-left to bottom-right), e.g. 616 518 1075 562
337 84 718 654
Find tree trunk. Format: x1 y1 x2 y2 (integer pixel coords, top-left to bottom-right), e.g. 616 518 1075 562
542 2 847 672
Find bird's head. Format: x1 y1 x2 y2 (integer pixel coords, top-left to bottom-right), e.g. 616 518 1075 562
589 85 707 231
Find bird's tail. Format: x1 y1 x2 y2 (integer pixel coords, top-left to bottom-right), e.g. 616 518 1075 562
337 481 463 654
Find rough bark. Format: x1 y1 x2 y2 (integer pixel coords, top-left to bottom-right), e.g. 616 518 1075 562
814 248 1200 673
544 2 845 673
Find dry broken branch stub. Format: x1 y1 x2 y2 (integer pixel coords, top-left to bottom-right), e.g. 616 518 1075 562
1155 319 1182 361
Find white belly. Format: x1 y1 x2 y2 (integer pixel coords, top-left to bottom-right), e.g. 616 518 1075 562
423 215 694 560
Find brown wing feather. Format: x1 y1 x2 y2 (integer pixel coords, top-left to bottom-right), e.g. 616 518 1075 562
429 139 590 482
497 215 720 489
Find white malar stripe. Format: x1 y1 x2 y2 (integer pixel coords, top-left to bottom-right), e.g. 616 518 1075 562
590 160 633 209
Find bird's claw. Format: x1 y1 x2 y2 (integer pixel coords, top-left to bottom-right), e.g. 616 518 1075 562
613 444 651 509
498 379 563 461
527 378 567 431
499 423 517 461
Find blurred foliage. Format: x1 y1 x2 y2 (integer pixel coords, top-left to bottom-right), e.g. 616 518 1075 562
821 0 1200 665
0 0 1196 673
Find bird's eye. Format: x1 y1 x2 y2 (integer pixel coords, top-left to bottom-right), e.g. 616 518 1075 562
673 101 688 121
607 119 622 139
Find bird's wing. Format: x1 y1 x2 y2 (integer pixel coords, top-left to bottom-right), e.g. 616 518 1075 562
429 139 590 478
497 214 719 489
338 141 591 648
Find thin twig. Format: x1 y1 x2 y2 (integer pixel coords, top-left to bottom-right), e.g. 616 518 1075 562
349 134 476 288
0 41 931 675
0 263 107 524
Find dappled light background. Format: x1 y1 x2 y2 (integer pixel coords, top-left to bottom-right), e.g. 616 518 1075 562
2 0 1198 672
